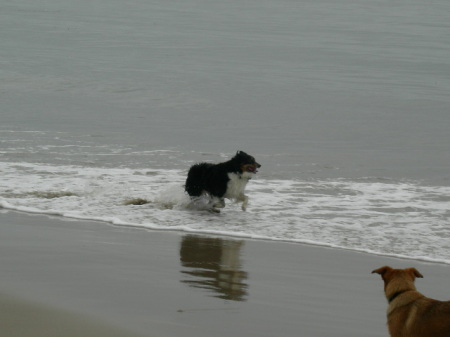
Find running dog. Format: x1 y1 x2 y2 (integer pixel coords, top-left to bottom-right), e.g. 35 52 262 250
372 266 450 337
185 151 260 212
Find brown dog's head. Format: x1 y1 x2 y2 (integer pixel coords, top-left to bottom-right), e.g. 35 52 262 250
372 266 423 301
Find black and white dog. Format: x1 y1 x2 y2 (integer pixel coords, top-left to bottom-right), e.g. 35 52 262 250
185 151 261 212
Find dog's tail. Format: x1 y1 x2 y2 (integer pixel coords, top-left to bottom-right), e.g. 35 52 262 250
185 163 210 196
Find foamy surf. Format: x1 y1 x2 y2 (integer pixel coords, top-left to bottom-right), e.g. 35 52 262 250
1 161 449 264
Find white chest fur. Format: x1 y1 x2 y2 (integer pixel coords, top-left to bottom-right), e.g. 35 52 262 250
224 172 252 199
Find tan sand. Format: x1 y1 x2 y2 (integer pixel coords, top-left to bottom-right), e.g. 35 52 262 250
1 210 449 337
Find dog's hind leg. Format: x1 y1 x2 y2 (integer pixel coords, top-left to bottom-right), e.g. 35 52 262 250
208 198 225 213
211 197 225 209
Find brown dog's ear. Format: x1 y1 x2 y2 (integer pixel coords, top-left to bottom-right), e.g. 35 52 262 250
371 266 392 276
406 268 424 279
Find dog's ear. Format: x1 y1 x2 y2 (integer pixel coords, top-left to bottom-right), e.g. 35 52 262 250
371 266 392 276
406 268 423 279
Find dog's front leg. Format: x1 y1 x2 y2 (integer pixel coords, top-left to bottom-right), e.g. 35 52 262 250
237 194 249 211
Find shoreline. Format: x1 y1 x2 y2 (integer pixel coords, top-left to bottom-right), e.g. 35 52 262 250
1 210 449 337
2 205 449 267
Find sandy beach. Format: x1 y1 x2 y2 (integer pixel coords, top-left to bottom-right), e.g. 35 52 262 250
1 210 449 337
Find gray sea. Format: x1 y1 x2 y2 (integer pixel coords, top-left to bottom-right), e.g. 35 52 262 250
1 0 450 263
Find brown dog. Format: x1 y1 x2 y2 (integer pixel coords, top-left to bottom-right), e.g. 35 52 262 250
372 266 450 337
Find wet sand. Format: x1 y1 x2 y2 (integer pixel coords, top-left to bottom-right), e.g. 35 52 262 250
0 292 148 337
1 210 449 337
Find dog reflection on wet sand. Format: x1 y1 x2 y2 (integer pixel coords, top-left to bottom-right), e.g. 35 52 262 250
372 266 450 337
180 236 248 301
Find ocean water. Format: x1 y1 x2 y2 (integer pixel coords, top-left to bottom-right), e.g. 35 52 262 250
1 0 450 264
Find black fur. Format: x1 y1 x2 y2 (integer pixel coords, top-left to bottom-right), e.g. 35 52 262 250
185 151 260 210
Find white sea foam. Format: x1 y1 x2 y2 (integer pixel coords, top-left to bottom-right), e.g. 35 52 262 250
1 161 449 264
